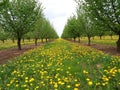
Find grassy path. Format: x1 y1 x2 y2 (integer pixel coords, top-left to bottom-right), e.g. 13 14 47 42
0 39 120 90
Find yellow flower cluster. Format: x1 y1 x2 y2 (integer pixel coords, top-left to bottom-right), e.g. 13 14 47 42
0 39 119 90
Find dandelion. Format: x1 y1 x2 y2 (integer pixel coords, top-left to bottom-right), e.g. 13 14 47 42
88 81 93 86
96 82 100 86
74 88 79 90
83 70 88 74
16 84 19 87
7 84 10 87
86 78 90 81
67 85 71 88
29 78 35 82
54 83 58 88
75 83 80 87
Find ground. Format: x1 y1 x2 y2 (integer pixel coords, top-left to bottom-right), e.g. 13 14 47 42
0 41 120 65
83 43 120 56
0 43 44 64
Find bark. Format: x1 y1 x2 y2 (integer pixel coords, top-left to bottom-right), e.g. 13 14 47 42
46 38 47 42
12 38 15 43
110 35 113 40
78 37 80 43
29 38 30 42
41 39 43 43
2 40 4 43
22 38 24 43
116 34 120 52
88 36 91 46
100 36 102 40
35 38 38 46
17 37 21 50
73 37 76 42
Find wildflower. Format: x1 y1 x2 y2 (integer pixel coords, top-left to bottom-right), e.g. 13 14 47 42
7 84 10 87
16 84 19 87
29 78 35 82
54 83 58 88
67 85 71 88
83 70 88 74
86 78 90 81
74 88 79 90
88 81 93 86
75 83 80 87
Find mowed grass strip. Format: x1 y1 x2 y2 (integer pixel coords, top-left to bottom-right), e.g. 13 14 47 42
0 39 119 90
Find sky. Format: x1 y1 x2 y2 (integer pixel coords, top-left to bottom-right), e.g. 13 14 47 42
40 0 77 36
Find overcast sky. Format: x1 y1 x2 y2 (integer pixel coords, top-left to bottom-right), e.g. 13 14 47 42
40 0 77 36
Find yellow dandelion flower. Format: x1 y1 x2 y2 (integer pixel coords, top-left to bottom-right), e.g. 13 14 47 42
102 83 106 86
75 83 80 87
7 84 10 87
67 85 71 88
74 88 79 90
86 78 90 81
16 84 19 87
96 82 100 86
88 81 93 86
83 70 88 74
54 83 58 88
29 78 35 82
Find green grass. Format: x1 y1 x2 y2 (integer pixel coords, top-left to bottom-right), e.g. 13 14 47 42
0 39 120 90
0 39 42 50
80 35 118 46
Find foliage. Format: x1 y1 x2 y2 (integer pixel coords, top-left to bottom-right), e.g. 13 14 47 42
82 0 120 51
0 0 43 50
0 27 9 43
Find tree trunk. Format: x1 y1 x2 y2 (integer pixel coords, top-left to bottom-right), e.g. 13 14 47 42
17 37 21 50
2 40 4 43
100 36 102 40
111 35 113 40
35 38 38 46
22 38 24 43
73 37 76 42
12 38 15 43
46 38 47 42
41 39 43 43
88 36 91 46
29 38 30 42
78 37 80 43
116 34 120 52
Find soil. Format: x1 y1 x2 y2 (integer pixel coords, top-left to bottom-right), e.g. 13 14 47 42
0 43 45 64
0 41 120 65
79 43 120 56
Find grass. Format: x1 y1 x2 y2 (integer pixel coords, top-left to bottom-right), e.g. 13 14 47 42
0 39 42 50
0 39 120 90
80 35 118 46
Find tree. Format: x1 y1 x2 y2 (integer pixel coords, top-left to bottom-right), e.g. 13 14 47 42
32 14 44 45
67 16 78 42
61 24 71 39
105 31 116 40
83 18 96 46
0 0 43 50
0 27 9 43
41 18 58 42
78 0 120 51
76 14 86 43
96 27 105 40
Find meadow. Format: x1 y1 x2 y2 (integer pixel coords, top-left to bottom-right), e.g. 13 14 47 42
80 35 118 46
0 39 42 50
0 39 120 90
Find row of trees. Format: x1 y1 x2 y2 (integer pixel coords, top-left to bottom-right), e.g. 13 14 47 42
0 0 58 50
61 0 120 52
